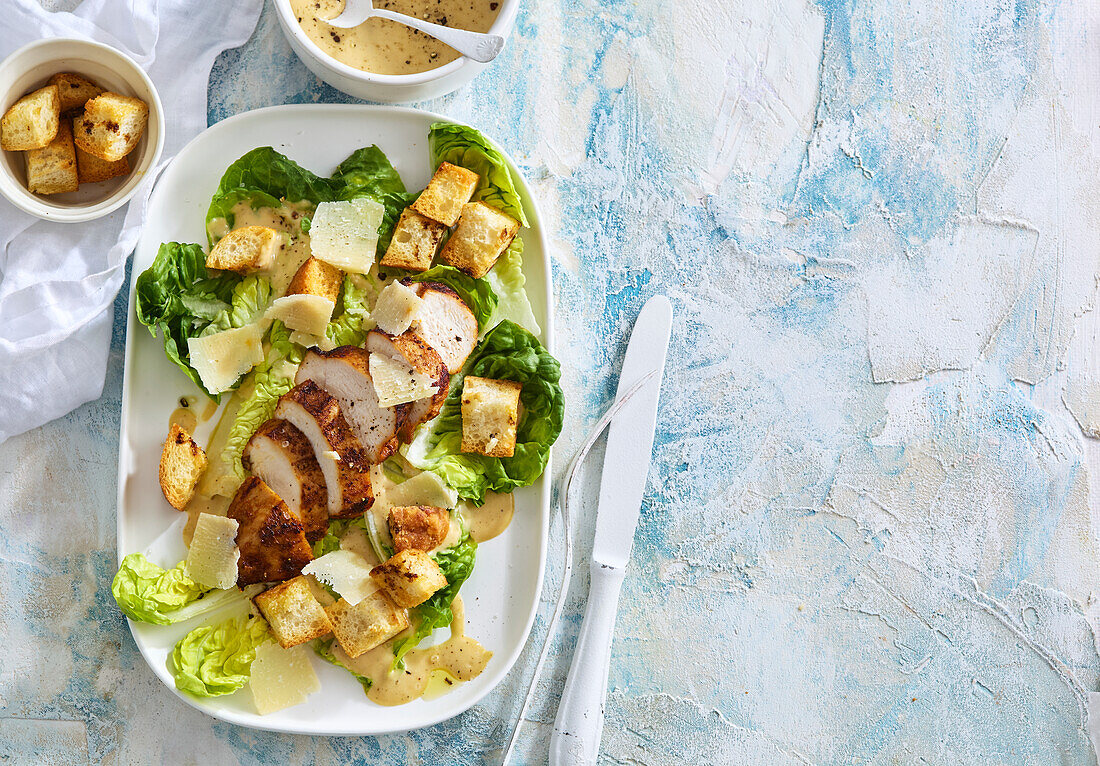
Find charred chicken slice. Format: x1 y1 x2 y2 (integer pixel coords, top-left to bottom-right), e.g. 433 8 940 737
405 281 479 374
275 381 373 518
365 329 450 442
228 476 314 586
243 419 329 542
295 346 408 464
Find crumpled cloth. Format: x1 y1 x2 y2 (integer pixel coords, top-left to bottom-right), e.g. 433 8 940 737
0 0 263 443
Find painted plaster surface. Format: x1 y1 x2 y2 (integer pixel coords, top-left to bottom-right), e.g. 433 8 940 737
3 0 1100 763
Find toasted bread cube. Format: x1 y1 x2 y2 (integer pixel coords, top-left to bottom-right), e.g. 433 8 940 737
286 256 343 303
460 376 522 458
75 125 129 184
159 423 207 510
411 162 479 226
74 92 148 162
254 576 333 649
207 225 279 273
49 72 104 116
25 119 77 195
1 85 59 151
380 207 447 272
439 202 521 279
325 590 409 658
388 505 450 553
371 549 447 608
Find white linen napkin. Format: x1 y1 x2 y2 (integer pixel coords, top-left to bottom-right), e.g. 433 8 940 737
0 0 263 444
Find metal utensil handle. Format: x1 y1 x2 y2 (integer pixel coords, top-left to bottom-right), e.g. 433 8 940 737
500 371 659 765
548 560 625 765
369 9 505 62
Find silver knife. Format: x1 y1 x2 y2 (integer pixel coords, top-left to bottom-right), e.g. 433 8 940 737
549 294 673 765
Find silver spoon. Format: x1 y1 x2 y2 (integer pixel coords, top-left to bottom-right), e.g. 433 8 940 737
324 0 506 63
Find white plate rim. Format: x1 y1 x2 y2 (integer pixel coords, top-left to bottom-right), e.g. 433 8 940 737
115 103 553 736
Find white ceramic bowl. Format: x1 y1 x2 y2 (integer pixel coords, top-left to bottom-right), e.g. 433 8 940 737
273 0 520 102
0 38 165 223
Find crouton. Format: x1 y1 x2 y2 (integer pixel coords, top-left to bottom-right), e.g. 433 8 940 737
206 225 279 273
1 84 59 151
460 376 522 458
411 162 479 226
49 72 104 116
25 119 77 195
380 207 447 272
438 202 521 279
73 92 148 162
325 590 408 658
286 256 343 303
74 126 129 184
228 476 314 586
388 505 450 553
254 576 333 648
158 423 207 510
370 549 447 608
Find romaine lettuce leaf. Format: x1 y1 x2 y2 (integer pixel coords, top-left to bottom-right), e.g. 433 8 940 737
325 275 375 348
219 320 304 481
329 144 417 254
391 532 477 667
408 265 498 330
205 147 336 241
484 236 540 335
428 122 529 226
199 275 273 337
111 553 246 625
403 321 564 503
171 613 271 697
135 242 243 399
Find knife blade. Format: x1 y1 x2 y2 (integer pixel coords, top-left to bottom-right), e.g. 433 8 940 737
549 294 673 766
591 294 673 567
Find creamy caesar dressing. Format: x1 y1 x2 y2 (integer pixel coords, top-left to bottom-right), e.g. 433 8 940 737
459 491 514 543
208 200 314 295
336 596 491 705
291 0 504 76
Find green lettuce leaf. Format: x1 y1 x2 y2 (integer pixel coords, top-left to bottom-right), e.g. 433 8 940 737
428 122 529 226
171 613 271 697
219 320 304 481
391 533 477 667
200 275 273 337
403 321 564 503
205 187 282 244
314 637 373 694
484 236 540 335
325 275 375 348
134 242 242 399
329 145 415 255
112 553 205 625
111 553 247 626
409 265 498 330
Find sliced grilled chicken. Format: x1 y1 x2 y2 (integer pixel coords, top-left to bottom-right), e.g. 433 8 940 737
295 346 407 464
243 419 328 542
275 381 374 518
228 476 314 586
405 280 479 374
365 329 450 442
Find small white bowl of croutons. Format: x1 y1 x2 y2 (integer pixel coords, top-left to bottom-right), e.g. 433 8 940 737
0 38 164 223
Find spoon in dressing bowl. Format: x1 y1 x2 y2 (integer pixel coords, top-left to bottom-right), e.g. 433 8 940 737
323 0 506 63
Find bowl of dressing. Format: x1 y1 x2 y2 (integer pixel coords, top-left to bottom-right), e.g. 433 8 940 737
274 0 519 103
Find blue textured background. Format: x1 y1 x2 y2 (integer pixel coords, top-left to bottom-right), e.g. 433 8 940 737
4 0 1100 763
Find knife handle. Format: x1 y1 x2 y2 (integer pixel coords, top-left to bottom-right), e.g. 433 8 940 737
549 561 626 766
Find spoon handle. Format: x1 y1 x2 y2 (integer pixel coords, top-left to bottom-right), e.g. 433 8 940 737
369 9 505 63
